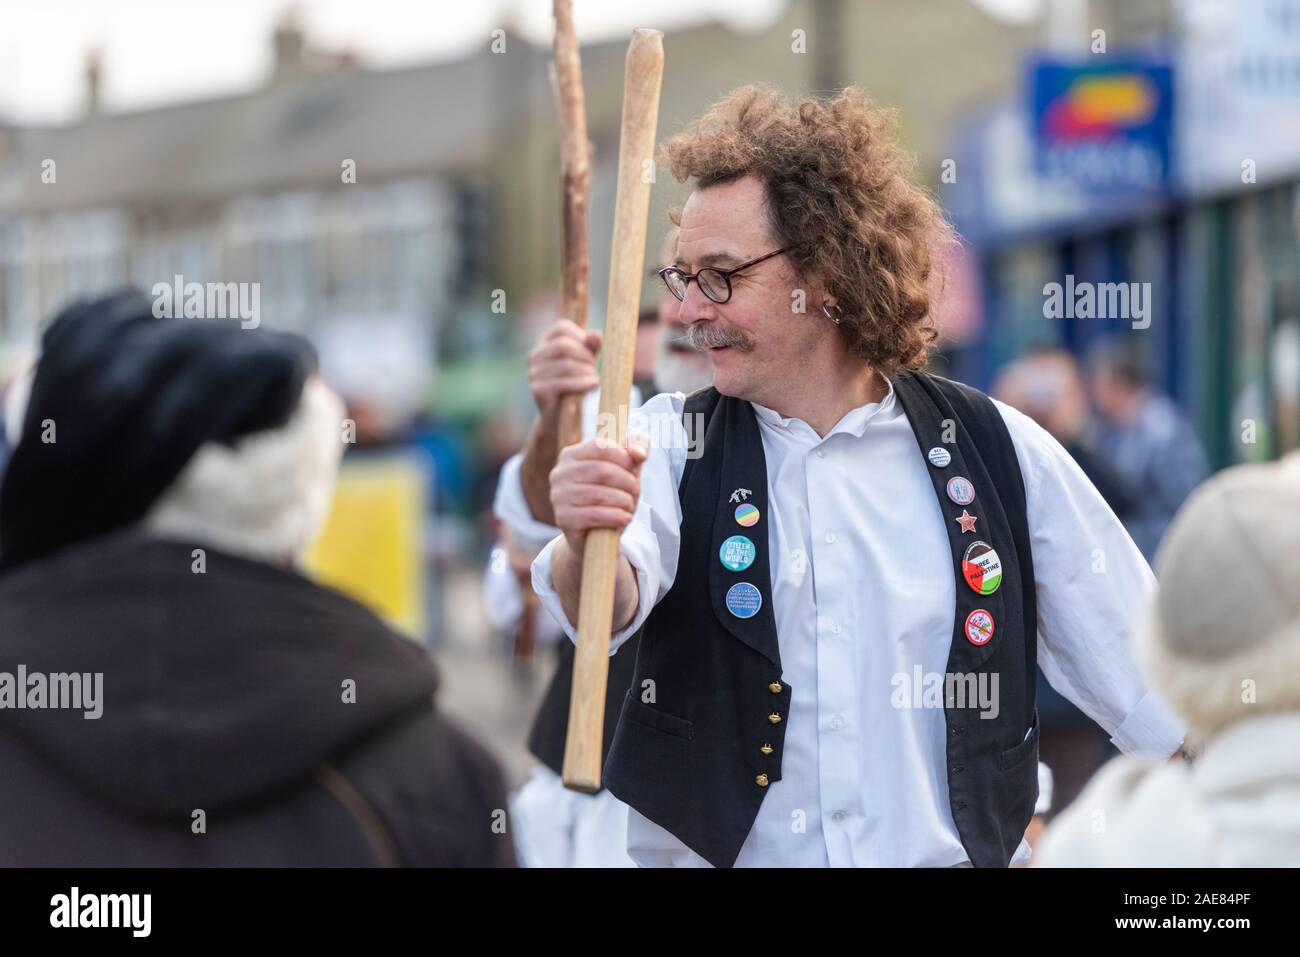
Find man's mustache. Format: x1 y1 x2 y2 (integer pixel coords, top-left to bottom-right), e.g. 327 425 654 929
682 321 755 353
664 328 695 353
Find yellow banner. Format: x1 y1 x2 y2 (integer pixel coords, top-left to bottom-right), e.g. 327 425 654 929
304 453 428 639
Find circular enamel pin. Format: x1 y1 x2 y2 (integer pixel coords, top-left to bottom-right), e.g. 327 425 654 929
946 476 975 506
927 446 952 468
964 609 994 646
734 503 760 527
725 582 762 619
962 540 1003 595
719 535 757 572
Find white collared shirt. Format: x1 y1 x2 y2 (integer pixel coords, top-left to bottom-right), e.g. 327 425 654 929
530 381 1186 867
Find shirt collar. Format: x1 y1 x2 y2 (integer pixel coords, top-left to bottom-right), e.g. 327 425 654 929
750 376 897 440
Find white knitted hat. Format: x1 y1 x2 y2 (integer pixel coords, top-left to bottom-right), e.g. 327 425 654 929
1139 458 1300 740
143 376 345 563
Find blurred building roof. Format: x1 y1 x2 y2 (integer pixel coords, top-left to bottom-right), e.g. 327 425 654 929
0 0 1052 304
0 31 625 216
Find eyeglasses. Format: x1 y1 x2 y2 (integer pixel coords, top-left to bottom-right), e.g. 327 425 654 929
658 248 788 305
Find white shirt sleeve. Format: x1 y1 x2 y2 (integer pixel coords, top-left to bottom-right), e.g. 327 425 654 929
481 545 566 646
493 453 564 558
493 387 642 558
995 400 1186 760
530 390 688 654
482 546 525 632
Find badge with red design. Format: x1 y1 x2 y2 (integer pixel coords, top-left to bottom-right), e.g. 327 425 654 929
964 608 994 646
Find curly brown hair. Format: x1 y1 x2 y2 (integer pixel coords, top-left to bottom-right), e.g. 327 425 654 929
661 85 953 378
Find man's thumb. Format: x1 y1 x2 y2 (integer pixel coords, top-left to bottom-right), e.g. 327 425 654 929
627 431 650 467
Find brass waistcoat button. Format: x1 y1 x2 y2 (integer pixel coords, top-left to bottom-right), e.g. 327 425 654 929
768 682 783 694
760 744 774 755
756 774 769 787
768 712 782 724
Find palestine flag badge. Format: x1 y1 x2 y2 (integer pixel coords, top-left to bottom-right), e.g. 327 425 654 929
962 540 1003 596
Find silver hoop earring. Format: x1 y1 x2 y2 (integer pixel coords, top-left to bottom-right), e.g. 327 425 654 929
821 302 843 325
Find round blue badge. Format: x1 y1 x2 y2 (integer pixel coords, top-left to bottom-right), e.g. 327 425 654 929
725 582 763 619
719 535 757 572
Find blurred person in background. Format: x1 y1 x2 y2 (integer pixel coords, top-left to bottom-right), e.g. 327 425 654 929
633 305 661 399
491 228 712 867
1036 458 1300 866
993 348 1132 517
0 290 514 867
993 348 1133 811
641 226 714 398
1085 336 1209 562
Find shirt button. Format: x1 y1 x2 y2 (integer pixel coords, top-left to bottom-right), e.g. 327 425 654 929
830 623 842 635
829 715 844 730
815 449 825 459
824 532 836 544
831 810 847 822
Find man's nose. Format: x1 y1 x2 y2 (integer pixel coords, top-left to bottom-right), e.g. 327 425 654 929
678 281 719 324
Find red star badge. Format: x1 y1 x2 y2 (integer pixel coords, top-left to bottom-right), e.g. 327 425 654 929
954 509 978 534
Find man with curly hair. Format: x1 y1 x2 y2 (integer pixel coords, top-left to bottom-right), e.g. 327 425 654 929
532 86 1185 867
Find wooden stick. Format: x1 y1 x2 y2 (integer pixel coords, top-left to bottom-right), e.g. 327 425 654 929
552 0 590 454
513 570 540 664
515 0 590 665
562 27 664 793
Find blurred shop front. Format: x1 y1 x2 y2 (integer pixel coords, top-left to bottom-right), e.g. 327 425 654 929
940 0 1300 469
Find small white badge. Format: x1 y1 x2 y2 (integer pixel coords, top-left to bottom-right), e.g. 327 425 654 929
927 446 951 468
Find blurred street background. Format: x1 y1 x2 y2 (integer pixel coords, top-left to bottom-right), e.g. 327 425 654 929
1 0 1298 805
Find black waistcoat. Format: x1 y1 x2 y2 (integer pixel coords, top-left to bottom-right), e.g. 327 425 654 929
603 371 1039 867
